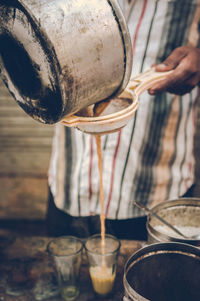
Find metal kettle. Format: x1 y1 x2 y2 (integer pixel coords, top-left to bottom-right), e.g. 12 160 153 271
0 0 132 124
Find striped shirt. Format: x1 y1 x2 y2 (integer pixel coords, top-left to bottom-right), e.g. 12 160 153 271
49 0 200 219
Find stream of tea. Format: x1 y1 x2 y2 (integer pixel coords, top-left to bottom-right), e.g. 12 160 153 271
95 135 106 257
88 135 116 296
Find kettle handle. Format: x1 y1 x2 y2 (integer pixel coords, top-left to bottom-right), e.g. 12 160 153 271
127 67 173 96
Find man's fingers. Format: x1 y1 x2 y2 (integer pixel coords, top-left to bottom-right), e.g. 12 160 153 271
154 63 173 72
149 46 200 95
148 70 187 94
155 47 186 72
148 82 194 96
149 55 199 95
148 76 196 95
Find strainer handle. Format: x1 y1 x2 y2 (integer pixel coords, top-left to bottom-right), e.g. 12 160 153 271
60 115 81 127
127 67 173 96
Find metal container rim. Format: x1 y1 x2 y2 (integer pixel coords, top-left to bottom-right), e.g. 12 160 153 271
147 197 200 243
123 241 200 301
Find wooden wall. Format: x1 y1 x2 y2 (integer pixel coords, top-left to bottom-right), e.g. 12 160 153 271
0 77 54 220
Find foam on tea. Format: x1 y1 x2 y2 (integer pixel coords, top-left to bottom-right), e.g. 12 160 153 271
75 97 132 118
94 97 132 116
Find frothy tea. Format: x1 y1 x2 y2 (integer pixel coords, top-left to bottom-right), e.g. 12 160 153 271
90 266 116 296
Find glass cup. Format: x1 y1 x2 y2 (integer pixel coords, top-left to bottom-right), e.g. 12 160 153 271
85 234 121 297
47 236 83 301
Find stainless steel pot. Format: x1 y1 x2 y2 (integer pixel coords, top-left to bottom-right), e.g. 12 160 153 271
123 242 200 301
146 198 200 247
0 0 132 124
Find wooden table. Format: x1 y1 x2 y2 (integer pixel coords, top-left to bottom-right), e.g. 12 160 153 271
0 231 146 301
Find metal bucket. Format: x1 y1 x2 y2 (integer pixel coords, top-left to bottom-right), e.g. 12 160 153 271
0 0 132 124
123 242 200 301
146 198 200 247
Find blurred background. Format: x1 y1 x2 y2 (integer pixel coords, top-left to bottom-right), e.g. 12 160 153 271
0 77 54 236
0 77 200 237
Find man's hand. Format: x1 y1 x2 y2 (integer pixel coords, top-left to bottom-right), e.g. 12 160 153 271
148 46 200 96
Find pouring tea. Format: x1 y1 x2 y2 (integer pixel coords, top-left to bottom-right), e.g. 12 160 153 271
0 0 132 124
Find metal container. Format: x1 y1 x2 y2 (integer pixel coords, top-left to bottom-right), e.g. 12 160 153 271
123 242 200 301
147 198 200 247
0 0 132 124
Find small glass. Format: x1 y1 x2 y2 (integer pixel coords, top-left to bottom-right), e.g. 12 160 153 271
47 236 83 301
85 234 121 297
